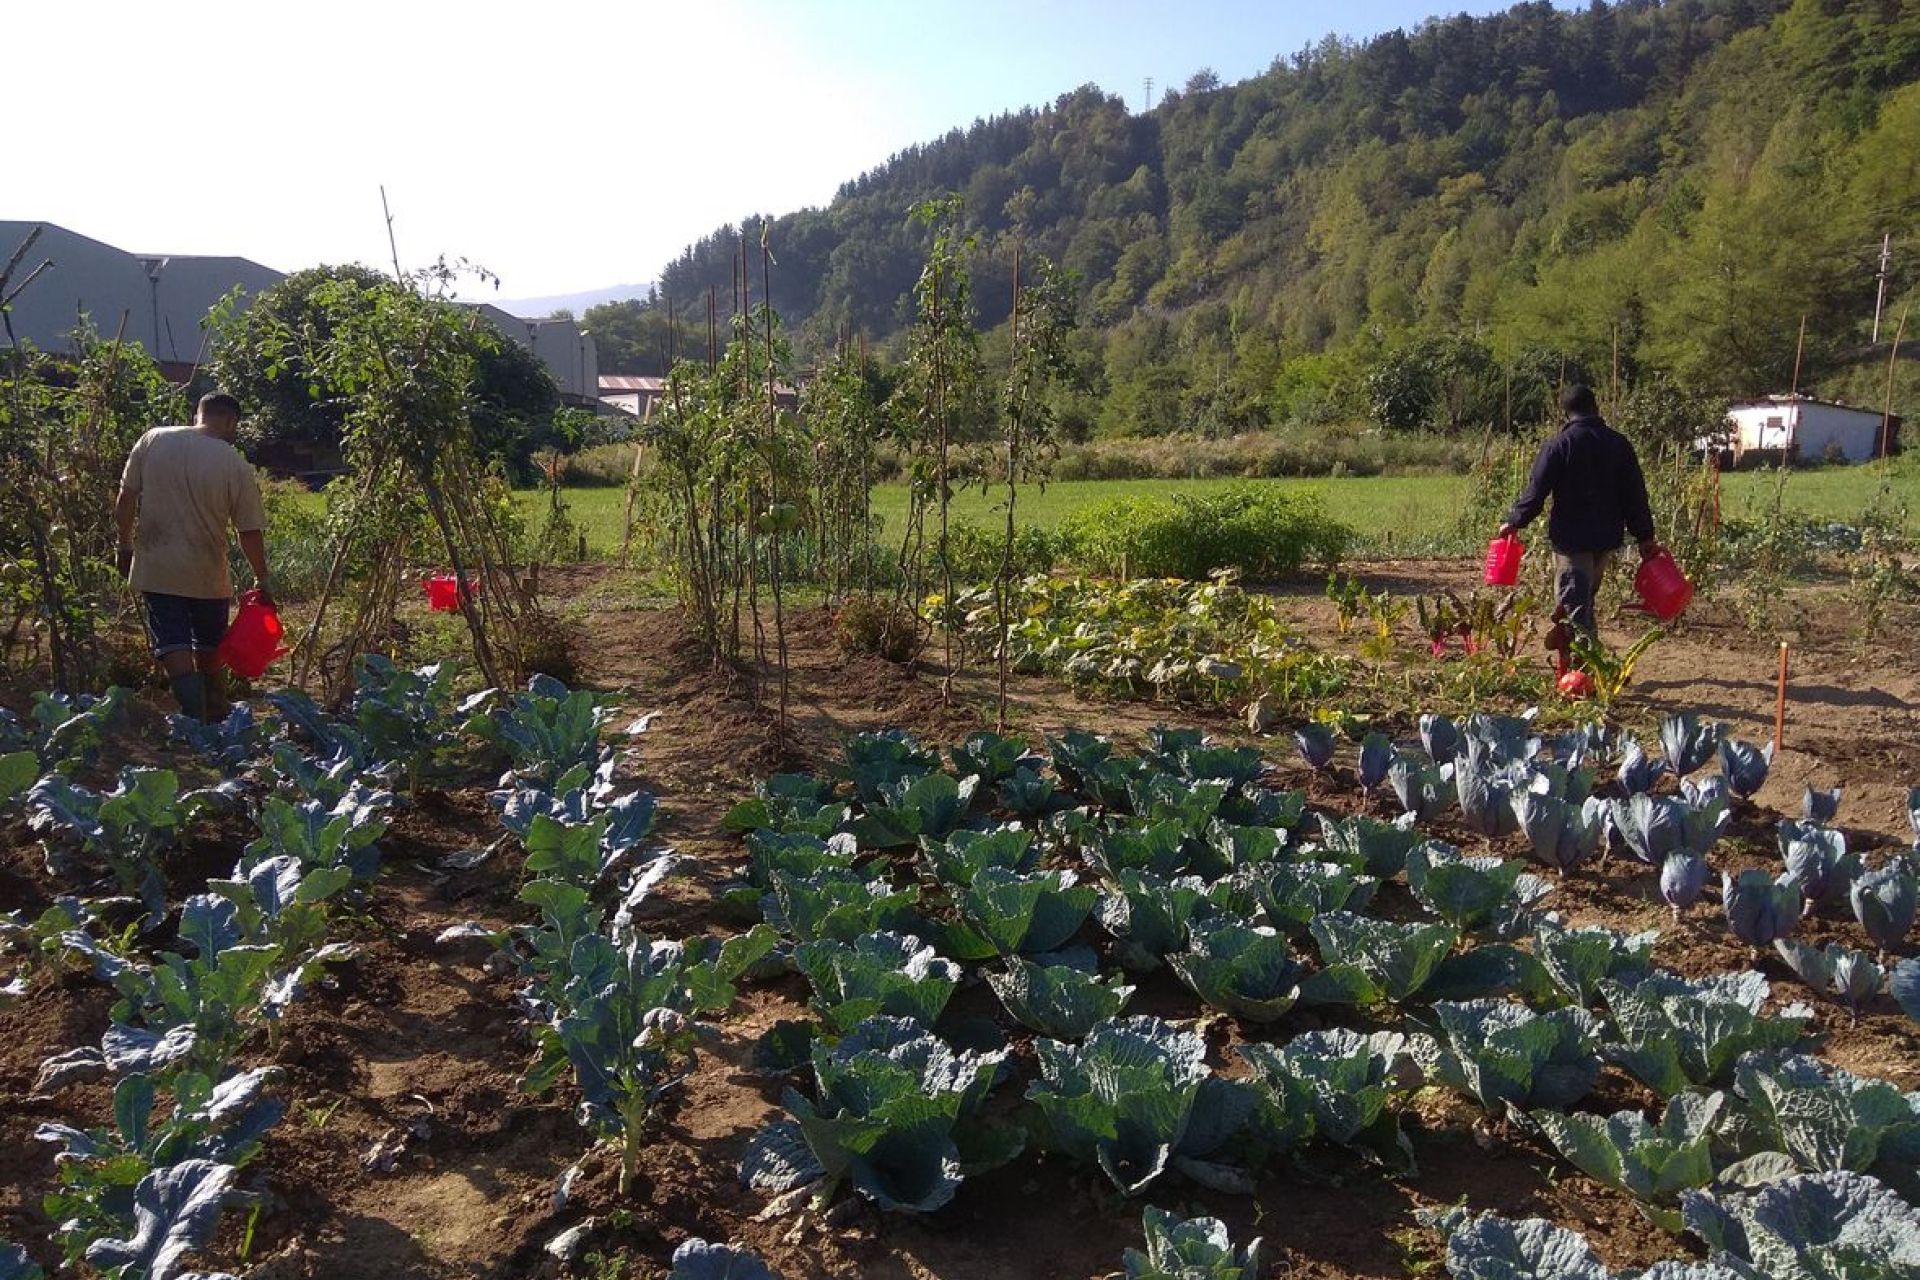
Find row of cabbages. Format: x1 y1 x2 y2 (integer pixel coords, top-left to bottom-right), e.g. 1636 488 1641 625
0 662 618 1280
727 722 1919 1280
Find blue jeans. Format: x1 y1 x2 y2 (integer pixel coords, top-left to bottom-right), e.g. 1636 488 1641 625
142 593 230 658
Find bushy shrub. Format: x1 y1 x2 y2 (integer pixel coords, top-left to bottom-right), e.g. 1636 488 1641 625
1059 484 1351 580
932 519 1062 584
835 594 921 663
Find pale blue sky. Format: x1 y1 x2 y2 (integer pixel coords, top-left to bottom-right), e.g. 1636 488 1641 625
9 0 1536 297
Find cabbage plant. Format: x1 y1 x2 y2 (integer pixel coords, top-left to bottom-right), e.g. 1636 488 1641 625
1730 1053 1920 1180
1600 970 1810 1097
670 1239 781 1280
1087 820 1195 880
919 826 1039 885
1682 1171 1920 1280
1358 732 1394 793
1723 870 1803 948
1389 753 1452 822
1660 853 1709 915
1802 786 1842 823
1239 1029 1416 1172
1715 737 1771 801
744 1017 1022 1213
1609 793 1728 866
1316 812 1421 877
1616 740 1668 795
1293 723 1336 772
794 932 959 1033
1530 1093 1725 1230
943 867 1098 961
1416 999 1602 1116
1025 1017 1272 1195
1420 713 1461 764
465 673 611 789
1302 913 1458 1006
851 771 978 849
1512 792 1606 873
1533 922 1658 1007
1773 940 1885 1018
1239 861 1375 939
768 866 920 945
1426 1205 1747 1280
1168 919 1305 1022
1777 820 1859 909
1659 713 1722 778
1097 871 1212 971
1406 843 1550 934
951 730 1033 782
1850 860 1918 952
1122 1206 1262 1280
986 955 1133 1041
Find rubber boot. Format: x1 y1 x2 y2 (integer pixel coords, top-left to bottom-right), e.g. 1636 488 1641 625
202 668 230 723
169 671 208 722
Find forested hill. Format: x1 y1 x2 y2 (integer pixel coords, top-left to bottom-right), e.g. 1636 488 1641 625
589 0 1920 435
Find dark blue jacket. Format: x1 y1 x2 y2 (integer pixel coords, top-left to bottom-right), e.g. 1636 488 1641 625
1504 415 1655 554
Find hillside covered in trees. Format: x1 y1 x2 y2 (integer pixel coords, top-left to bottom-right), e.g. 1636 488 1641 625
588 0 1920 437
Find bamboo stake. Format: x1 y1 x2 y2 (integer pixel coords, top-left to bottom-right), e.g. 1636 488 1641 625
1773 641 1789 755
1882 304 1908 459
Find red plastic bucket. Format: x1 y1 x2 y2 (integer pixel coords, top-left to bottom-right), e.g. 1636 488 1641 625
217 589 288 678
1484 534 1524 587
424 575 471 612
1634 549 1692 622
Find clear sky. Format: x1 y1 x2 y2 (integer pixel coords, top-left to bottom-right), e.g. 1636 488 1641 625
9 0 1531 300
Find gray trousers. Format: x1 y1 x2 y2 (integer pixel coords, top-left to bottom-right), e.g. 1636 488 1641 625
1553 550 1613 636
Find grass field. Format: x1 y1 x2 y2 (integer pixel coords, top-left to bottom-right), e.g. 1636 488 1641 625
287 458 1914 562
531 458 1915 559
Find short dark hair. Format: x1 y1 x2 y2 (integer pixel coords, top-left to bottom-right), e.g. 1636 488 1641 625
1560 384 1599 417
197 392 242 422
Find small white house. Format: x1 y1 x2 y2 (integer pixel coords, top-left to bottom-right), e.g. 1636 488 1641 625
1725 395 1899 464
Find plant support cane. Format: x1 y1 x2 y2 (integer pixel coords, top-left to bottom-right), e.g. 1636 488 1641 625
1773 642 1789 755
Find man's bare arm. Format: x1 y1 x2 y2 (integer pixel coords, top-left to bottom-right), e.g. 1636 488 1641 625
114 486 138 578
237 529 272 604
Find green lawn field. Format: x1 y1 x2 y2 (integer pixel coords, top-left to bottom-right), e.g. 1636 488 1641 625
290 459 1915 561
534 460 1914 559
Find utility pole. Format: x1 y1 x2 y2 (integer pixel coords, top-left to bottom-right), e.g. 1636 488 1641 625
1143 76 1154 112
1872 232 1892 343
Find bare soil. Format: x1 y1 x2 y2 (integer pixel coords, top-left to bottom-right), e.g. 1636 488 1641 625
2 560 1916 1279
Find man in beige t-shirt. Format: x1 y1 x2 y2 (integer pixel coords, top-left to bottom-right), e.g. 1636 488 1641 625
115 392 273 721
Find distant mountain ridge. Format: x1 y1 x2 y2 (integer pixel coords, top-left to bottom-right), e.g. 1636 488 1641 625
494 282 654 319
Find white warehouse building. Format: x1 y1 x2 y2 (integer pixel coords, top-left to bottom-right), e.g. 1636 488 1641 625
1724 394 1899 464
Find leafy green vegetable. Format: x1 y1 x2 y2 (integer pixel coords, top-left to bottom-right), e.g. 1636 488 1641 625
723 773 844 836
1777 821 1860 910
1682 1172 1920 1280
850 771 978 849
1239 860 1375 939
1167 919 1304 1022
943 867 1097 961
986 955 1133 1040
670 1239 782 1280
1531 1093 1725 1230
746 1017 1021 1212
465 673 613 789
920 826 1040 885
1316 812 1420 877
768 866 921 945
1303 913 1458 1006
951 730 1033 783
1512 792 1606 873
1850 860 1918 953
794 932 959 1033
1025 1016 1250 1195
1532 922 1658 1007
79 1158 237 1280
1729 1053 1920 1182
1406 843 1549 934
1773 940 1885 1016
1417 999 1602 1116
1097 871 1212 971
1239 1029 1416 1171
1722 870 1804 948
1086 820 1195 879
1600 971 1810 1097
1389 753 1452 822
1659 713 1722 778
1122 1206 1262 1280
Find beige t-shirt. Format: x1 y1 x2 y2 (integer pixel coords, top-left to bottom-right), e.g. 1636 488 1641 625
121 426 267 599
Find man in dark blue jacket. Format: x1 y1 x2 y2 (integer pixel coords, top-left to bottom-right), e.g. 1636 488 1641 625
1498 384 1661 643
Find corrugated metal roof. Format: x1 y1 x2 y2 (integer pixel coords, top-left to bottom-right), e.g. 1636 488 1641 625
599 375 666 392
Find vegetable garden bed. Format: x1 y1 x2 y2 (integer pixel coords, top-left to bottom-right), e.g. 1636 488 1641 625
1 561 1917 1280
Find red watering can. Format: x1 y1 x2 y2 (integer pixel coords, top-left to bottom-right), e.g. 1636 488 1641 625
1484 533 1524 587
423 574 472 612
1633 549 1692 622
217 589 288 679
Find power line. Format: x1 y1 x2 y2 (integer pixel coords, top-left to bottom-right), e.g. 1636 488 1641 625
1143 76 1154 112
